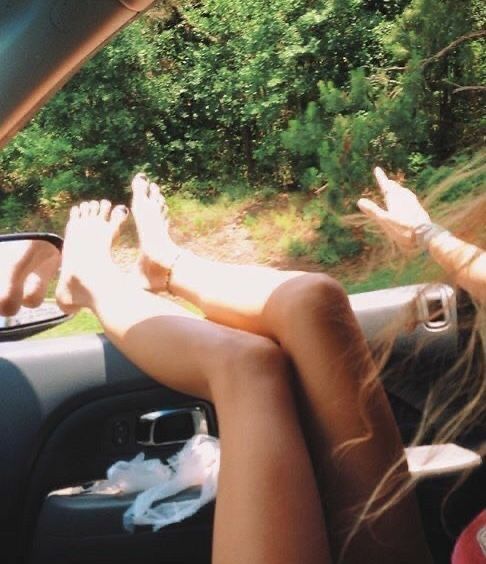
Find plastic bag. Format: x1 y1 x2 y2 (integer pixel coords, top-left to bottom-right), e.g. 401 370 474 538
89 453 173 495
89 434 220 532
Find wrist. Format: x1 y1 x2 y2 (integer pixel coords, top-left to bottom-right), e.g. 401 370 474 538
412 223 449 252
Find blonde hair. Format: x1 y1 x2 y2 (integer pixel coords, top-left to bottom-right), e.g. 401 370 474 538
338 153 486 561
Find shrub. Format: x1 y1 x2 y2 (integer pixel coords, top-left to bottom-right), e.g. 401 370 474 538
0 195 29 232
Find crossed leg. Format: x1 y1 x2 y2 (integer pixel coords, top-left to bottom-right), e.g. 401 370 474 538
55 200 331 564
129 174 432 563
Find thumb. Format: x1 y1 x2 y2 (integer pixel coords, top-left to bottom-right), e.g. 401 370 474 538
357 198 388 221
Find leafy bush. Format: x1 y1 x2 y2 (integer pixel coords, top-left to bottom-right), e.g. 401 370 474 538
0 0 483 251
287 238 310 258
314 210 361 265
415 151 486 202
0 195 29 232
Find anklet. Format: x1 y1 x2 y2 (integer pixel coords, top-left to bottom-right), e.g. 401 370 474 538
165 250 184 294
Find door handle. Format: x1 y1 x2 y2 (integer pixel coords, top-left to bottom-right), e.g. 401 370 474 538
418 284 453 331
136 405 209 447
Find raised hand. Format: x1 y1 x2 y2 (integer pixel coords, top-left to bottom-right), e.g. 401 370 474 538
358 167 431 252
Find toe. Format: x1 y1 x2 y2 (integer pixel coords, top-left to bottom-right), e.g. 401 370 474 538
132 173 150 199
110 205 129 232
80 201 90 217
160 197 170 221
88 200 100 216
99 199 112 220
160 194 168 213
149 182 162 202
69 206 80 220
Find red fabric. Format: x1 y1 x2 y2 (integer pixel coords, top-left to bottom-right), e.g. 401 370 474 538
452 510 486 563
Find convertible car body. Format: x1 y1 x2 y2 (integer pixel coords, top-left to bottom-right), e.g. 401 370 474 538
0 2 483 563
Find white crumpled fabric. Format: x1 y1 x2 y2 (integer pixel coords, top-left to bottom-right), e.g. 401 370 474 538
88 434 220 532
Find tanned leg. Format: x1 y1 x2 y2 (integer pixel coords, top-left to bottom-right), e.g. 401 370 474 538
130 175 432 563
56 200 330 564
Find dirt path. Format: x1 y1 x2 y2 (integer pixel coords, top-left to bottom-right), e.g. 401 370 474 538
178 213 260 265
114 206 324 274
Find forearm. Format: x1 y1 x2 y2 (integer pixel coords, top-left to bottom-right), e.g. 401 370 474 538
170 251 300 337
429 232 486 303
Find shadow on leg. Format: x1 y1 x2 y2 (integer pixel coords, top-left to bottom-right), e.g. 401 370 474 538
96 286 331 564
261 273 432 563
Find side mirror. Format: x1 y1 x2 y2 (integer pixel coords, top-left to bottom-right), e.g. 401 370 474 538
0 233 69 341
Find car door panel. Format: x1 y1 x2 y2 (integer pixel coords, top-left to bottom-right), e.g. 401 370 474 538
28 388 215 564
0 284 482 564
0 334 215 563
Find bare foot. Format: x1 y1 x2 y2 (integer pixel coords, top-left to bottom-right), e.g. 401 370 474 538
56 200 128 314
0 239 60 316
22 249 61 308
130 173 180 292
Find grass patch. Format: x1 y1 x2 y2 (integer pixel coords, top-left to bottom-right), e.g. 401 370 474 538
286 238 311 258
31 308 103 339
242 193 320 261
168 192 250 239
343 256 441 294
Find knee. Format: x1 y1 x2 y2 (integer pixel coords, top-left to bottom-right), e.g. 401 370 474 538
210 333 293 404
263 273 353 348
272 273 350 324
295 273 348 312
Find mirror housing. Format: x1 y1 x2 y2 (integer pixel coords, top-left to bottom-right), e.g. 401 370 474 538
0 233 70 341
0 0 156 150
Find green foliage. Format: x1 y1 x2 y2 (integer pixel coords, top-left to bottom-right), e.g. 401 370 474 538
415 151 486 202
343 256 435 293
284 65 417 202
1 0 483 267
0 20 174 205
31 308 103 339
0 195 28 232
1 0 409 202
280 0 483 260
313 209 361 265
287 238 310 258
